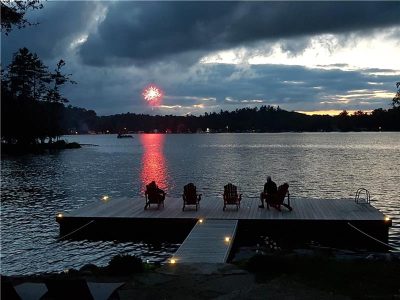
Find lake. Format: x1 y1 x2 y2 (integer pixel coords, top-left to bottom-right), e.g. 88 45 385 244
1 133 399 275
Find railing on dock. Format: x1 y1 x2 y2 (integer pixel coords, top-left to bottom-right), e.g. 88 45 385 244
355 188 371 204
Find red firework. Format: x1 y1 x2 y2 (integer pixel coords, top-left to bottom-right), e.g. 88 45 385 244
142 84 163 106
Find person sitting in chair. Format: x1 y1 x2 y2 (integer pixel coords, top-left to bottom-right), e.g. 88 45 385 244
147 181 166 201
259 176 277 208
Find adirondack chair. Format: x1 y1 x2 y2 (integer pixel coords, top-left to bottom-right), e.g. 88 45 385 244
144 181 166 210
265 183 292 211
42 278 124 300
223 183 242 211
182 183 202 211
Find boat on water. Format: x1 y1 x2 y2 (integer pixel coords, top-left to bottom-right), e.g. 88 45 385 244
117 134 133 138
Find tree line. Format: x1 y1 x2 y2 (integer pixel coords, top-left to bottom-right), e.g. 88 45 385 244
79 104 400 134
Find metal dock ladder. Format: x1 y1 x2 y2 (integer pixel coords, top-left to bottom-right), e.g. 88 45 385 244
171 219 238 263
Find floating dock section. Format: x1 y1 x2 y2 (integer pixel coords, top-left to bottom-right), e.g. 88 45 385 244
56 197 393 259
172 219 238 263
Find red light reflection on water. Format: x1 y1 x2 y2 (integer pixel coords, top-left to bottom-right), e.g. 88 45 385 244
139 134 168 193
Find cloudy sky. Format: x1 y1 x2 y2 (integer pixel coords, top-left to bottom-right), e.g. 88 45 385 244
2 1 400 116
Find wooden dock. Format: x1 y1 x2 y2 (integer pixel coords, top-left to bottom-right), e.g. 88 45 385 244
172 219 238 263
56 196 392 255
61 196 388 222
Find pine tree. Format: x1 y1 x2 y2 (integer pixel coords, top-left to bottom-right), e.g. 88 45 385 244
45 60 76 103
6 47 49 101
393 82 400 109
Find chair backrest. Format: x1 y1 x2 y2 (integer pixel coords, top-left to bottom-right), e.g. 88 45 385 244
45 278 94 300
183 183 198 203
146 181 157 193
184 183 196 196
224 183 238 199
275 183 289 203
1 276 21 300
146 182 159 199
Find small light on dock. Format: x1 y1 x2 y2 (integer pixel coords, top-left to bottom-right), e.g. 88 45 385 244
57 213 63 218
384 216 391 222
225 236 231 243
102 195 110 201
199 219 204 223
170 258 177 264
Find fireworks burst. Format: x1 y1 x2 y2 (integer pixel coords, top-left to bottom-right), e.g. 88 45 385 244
142 84 163 106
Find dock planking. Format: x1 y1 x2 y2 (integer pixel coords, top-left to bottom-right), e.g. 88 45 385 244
171 219 238 263
62 196 388 222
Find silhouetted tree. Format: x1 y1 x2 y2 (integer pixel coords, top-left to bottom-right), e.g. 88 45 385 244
6 47 49 101
1 0 43 35
45 60 76 103
2 48 76 146
62 105 400 134
393 82 400 108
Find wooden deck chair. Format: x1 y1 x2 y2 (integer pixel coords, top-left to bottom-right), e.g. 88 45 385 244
1 276 22 300
182 183 201 211
42 278 124 300
266 183 292 211
144 181 165 210
223 183 242 211
14 282 48 300
42 278 94 300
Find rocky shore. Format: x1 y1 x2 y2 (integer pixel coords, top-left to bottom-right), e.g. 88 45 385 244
3 251 400 299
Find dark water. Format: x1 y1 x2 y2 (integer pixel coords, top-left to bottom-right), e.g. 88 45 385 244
1 133 399 275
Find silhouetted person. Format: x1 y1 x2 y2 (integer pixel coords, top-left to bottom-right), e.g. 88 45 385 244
259 176 277 208
147 181 165 199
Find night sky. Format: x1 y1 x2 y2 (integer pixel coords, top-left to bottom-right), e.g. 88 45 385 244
2 1 399 116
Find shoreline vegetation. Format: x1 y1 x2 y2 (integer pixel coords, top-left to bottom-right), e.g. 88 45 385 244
3 251 400 299
1 140 81 155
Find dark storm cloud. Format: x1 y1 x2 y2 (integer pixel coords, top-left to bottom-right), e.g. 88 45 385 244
2 1 398 115
1 1 102 64
79 1 400 66
178 63 397 112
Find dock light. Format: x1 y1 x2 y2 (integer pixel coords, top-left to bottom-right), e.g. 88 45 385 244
170 258 177 264
225 236 231 243
199 219 204 223
57 213 63 218
102 195 109 201
385 216 391 222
